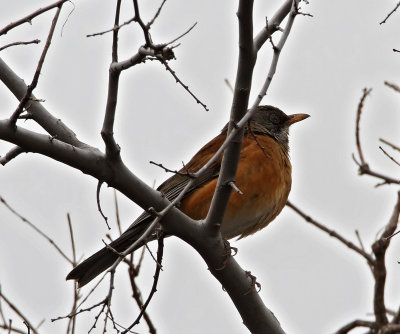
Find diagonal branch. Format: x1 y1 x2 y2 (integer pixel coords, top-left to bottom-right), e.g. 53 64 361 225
0 0 69 36
0 290 39 334
0 57 85 147
10 5 63 123
287 201 375 266
254 0 292 51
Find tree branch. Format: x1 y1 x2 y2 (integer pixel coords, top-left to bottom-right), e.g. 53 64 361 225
371 192 400 326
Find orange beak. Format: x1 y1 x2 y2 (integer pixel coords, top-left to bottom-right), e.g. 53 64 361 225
288 113 310 126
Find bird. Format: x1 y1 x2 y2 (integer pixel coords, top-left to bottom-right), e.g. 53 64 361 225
66 105 309 287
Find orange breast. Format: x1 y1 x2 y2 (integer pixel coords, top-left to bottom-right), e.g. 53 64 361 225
179 135 292 239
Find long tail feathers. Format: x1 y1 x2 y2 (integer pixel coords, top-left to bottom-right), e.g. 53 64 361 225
66 218 153 287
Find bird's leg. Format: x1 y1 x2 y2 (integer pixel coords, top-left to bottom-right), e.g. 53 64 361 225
244 271 261 294
215 239 238 271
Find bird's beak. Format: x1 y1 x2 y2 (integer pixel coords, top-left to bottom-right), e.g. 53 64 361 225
288 113 310 125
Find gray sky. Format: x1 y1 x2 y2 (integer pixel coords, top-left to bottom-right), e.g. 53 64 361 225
1 0 400 333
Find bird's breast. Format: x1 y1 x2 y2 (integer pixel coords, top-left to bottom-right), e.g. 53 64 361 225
180 135 292 239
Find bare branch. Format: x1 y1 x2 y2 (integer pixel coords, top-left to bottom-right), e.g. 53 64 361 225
100 0 122 159
157 57 209 111
254 0 292 51
287 201 375 265
0 195 73 264
0 39 40 52
380 1 400 25
86 17 135 38
355 88 372 166
384 81 400 93
352 89 400 186
371 192 400 326
96 181 111 230
0 146 24 166
0 57 85 147
379 146 400 167
380 138 400 152
122 235 164 334
10 5 63 122
0 0 69 36
334 319 376 334
0 290 39 334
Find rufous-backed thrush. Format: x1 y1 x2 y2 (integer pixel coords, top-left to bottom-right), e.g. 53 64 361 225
67 105 309 287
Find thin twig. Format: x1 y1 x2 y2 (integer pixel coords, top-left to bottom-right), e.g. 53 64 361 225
157 57 209 111
96 181 111 230
379 146 400 167
113 189 122 235
10 5 63 122
0 196 72 264
355 88 372 166
0 40 40 52
384 81 400 93
287 201 374 265
66 214 79 334
126 248 157 334
122 235 164 334
87 17 135 38
0 0 68 36
150 160 194 177
380 138 400 152
0 290 38 334
380 1 400 25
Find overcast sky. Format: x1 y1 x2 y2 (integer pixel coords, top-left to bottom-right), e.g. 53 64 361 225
1 1 400 333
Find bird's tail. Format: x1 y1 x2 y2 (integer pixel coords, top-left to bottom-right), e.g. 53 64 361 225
66 217 153 287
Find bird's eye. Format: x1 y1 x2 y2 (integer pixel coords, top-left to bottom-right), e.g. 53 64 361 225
270 113 280 124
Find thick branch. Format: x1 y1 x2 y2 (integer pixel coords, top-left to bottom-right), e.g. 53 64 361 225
371 192 400 326
205 0 256 229
0 57 85 147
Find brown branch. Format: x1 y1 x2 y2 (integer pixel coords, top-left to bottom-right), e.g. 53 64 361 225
379 146 400 167
371 192 400 326
380 138 400 152
287 201 375 266
0 39 40 52
384 81 400 93
380 1 400 25
10 5 63 123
